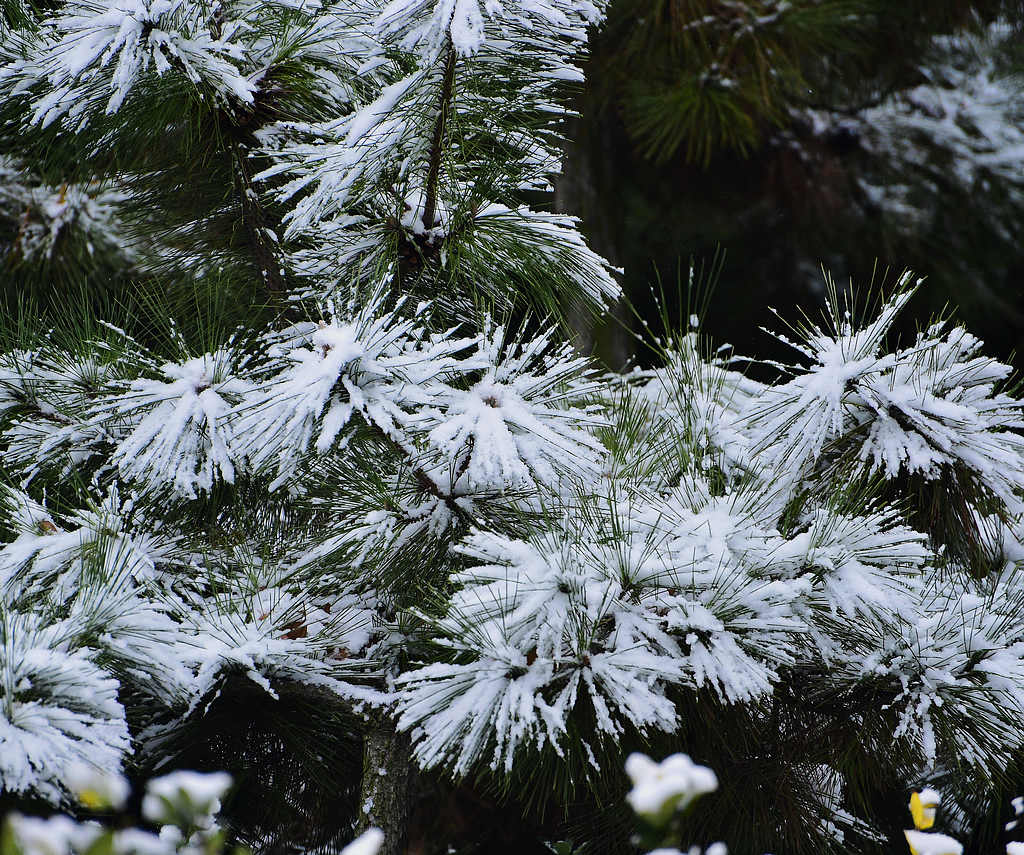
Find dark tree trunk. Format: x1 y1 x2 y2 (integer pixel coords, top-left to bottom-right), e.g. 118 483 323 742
356 719 414 855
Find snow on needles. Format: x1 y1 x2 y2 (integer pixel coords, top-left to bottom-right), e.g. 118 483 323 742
376 0 605 58
99 349 251 497
389 288 1024 777
6 0 1024 836
8 0 255 127
5 270 1024 808
0 611 130 805
747 279 1024 503
421 321 605 492
234 290 477 488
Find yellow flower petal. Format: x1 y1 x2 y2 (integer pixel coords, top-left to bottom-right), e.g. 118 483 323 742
78 789 105 809
910 791 938 830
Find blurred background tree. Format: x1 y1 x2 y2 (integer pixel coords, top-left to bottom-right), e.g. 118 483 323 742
557 0 1024 370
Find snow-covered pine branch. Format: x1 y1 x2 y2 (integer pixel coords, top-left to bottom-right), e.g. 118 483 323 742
94 347 252 497
2 0 255 129
5 0 1024 849
0 156 135 267
748 280 1024 501
232 288 479 488
0 609 131 805
258 0 619 310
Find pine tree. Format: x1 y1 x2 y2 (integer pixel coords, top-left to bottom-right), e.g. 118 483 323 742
4 4 1024 855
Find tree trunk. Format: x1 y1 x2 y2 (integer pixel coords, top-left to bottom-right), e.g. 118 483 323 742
555 114 632 368
356 718 414 855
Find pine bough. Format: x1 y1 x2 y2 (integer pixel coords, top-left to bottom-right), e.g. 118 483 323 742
3 0 1024 852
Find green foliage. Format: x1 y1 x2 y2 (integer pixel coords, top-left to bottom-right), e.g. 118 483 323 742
593 0 1011 165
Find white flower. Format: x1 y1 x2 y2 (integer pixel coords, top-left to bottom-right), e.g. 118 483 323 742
904 830 962 855
909 788 941 830
65 762 130 810
141 771 232 825
7 815 103 855
625 753 718 820
340 828 384 855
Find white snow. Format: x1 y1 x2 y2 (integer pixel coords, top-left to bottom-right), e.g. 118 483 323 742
0 612 130 805
99 349 251 496
4 1 1024 848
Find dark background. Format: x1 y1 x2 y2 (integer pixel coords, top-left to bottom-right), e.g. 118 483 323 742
556 1 1024 374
